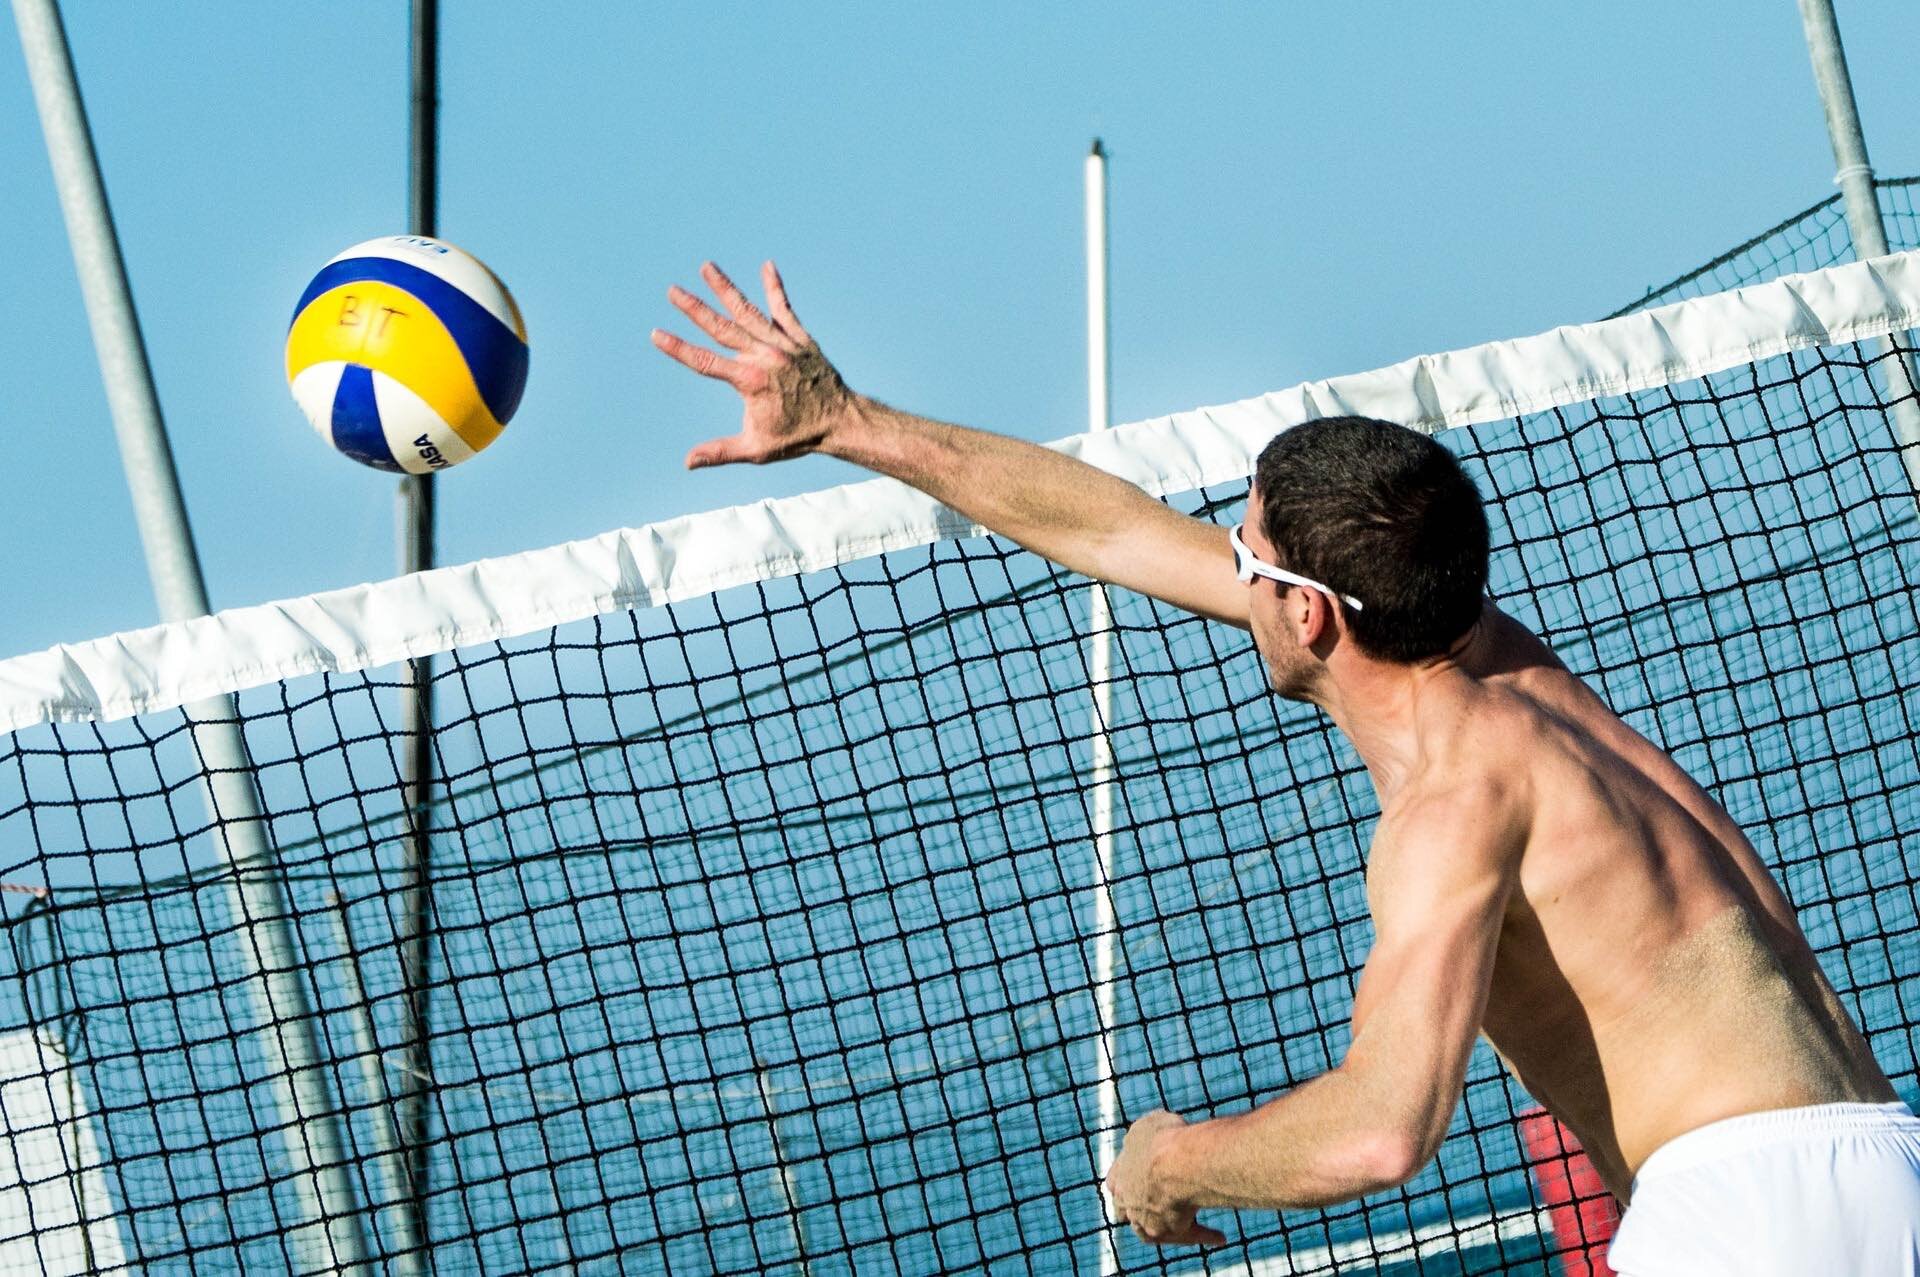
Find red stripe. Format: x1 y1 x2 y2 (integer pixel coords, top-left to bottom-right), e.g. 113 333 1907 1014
1520 1107 1619 1276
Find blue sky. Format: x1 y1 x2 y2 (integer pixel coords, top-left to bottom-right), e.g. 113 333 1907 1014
3 1 1917 663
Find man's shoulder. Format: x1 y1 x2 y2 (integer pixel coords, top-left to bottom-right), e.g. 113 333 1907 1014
1372 766 1530 877
1364 775 1527 923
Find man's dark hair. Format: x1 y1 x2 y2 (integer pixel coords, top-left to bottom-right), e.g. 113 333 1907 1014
1253 416 1489 663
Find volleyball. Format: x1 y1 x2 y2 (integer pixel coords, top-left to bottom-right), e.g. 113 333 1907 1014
285 235 528 474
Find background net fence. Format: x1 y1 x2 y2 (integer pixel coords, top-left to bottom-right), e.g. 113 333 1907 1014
1606 175 1920 315
4 219 1920 1277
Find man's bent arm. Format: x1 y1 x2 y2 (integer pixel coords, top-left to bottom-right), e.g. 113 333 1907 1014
1152 1066 1429 1211
1122 783 1521 1219
652 260 1251 630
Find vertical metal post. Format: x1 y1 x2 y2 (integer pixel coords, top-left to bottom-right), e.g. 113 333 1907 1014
1797 0 1887 260
12 0 373 1270
1797 0 1920 495
396 0 440 1255
325 895 427 1277
1084 138 1123 1277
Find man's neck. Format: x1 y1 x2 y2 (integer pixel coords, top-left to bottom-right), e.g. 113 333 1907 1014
1308 622 1485 800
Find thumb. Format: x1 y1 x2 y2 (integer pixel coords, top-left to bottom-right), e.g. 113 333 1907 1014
685 435 757 469
1170 1220 1227 1247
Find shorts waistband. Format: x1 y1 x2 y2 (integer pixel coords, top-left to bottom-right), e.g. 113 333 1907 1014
1632 1101 1919 1190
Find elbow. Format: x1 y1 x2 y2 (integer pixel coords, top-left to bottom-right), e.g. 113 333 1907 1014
1353 1126 1432 1192
1291 1125 1431 1207
1334 1062 1452 1191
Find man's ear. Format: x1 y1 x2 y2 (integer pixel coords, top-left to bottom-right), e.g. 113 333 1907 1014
1296 588 1335 651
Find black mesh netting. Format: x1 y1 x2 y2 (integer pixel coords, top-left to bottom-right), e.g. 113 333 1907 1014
1606 177 1920 316
3 272 1920 1274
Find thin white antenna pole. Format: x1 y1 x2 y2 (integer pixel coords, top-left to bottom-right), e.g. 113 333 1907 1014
12 1 373 1269
1084 137 1123 1277
755 1060 812 1276
1796 0 1920 496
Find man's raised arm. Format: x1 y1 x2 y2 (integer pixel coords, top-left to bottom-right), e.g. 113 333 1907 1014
651 261 1250 630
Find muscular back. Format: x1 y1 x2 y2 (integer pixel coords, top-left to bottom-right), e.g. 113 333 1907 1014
1415 606 1893 1198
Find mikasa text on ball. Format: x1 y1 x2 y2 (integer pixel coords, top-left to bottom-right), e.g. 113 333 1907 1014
286 235 529 473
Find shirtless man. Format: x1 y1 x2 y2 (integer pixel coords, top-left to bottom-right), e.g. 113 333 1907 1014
654 261 1920 1273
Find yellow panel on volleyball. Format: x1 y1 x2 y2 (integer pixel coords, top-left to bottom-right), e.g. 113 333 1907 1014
286 280 502 452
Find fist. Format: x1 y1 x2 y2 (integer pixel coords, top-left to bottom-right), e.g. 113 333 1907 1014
1106 1110 1228 1248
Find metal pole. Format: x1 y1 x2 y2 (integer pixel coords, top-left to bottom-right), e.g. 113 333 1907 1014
12 1 373 1270
1084 137 1123 1277
325 894 428 1277
1797 0 1920 495
396 0 439 1252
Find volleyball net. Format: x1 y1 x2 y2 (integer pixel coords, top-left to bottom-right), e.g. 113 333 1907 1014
4 249 1920 1276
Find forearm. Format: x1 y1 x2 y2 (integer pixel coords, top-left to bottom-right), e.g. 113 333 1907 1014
657 263 1244 623
820 395 1164 582
1150 1069 1418 1212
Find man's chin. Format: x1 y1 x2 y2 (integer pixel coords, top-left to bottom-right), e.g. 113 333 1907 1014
1266 670 1315 703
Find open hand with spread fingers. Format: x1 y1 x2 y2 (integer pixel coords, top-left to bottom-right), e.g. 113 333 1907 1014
651 261 855 469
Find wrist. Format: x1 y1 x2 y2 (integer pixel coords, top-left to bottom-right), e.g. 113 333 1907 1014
1142 1117 1203 1213
817 393 896 463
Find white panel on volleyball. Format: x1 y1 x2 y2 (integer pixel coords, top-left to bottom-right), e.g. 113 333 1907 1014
372 371 479 474
288 361 346 449
327 234 525 336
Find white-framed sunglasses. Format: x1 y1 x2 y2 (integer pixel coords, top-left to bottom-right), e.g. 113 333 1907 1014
1230 524 1364 612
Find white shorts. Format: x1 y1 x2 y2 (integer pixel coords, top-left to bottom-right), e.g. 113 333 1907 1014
1608 1101 1920 1276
